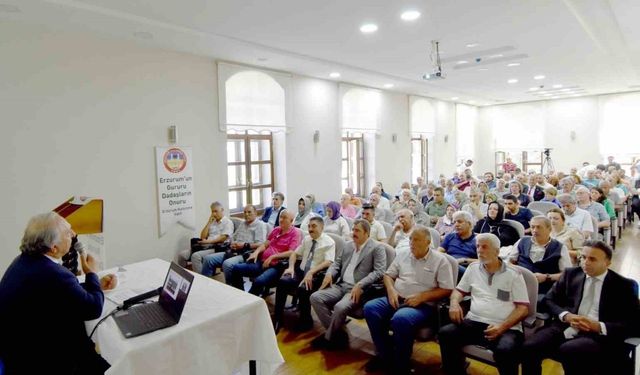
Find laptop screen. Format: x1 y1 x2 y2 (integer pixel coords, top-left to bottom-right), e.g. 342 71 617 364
159 262 194 321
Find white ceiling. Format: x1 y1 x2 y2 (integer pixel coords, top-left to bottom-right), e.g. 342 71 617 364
2 0 640 105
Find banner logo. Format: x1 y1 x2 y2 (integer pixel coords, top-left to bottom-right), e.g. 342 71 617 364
163 148 187 173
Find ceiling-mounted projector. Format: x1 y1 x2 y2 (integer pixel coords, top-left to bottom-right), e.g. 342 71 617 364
423 40 445 81
423 70 444 80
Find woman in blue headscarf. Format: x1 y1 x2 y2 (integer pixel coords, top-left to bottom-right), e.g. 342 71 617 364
323 201 351 240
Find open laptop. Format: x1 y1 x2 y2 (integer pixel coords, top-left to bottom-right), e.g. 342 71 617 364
113 262 194 338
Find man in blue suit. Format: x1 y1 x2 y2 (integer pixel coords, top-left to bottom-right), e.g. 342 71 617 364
0 212 115 374
261 192 286 227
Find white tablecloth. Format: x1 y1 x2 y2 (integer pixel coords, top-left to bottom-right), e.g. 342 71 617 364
86 258 284 375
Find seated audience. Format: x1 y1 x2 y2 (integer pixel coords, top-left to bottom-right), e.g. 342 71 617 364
509 180 531 207
420 182 436 206
491 178 509 198
310 220 386 350
375 181 393 201
178 201 234 273
508 216 571 297
306 193 325 216
412 176 427 197
361 203 388 242
521 240 640 375
323 201 351 240
444 180 457 203
388 209 415 256
435 204 457 240
273 217 335 333
369 193 394 223
575 186 609 231
558 194 594 238
541 186 561 207
451 190 469 210
473 201 520 247
547 208 584 264
425 187 448 226
363 226 454 374
590 187 616 219
528 174 547 201
461 187 488 222
559 177 577 198
504 194 534 234
582 169 600 189
262 192 286 226
392 188 413 213
502 156 518 173
339 193 358 219
230 210 301 296
439 211 477 276
293 196 319 233
372 185 391 209
484 192 498 204
0 212 115 374
200 205 267 281
439 233 529 375
344 187 363 207
478 181 490 202
408 198 429 227
484 171 497 189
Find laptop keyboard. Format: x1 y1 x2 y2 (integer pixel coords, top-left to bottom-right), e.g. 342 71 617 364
131 303 174 329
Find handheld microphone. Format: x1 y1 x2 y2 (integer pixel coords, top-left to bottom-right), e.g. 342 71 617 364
74 239 86 255
122 287 162 310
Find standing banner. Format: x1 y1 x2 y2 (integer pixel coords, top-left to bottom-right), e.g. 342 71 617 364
155 146 195 236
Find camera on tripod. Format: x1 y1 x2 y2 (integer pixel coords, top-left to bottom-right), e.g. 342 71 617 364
543 148 552 157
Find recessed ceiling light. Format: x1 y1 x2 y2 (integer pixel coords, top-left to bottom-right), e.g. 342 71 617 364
0 4 21 12
400 10 421 21
560 88 571 92
329 72 341 78
552 84 563 89
490 54 504 58
457 60 469 65
384 83 394 88
360 23 378 33
534 75 546 80
551 96 559 99
466 43 480 48
133 31 154 40
508 79 519 84
529 87 539 91
478 68 489 72
507 63 521 67
450 97 459 101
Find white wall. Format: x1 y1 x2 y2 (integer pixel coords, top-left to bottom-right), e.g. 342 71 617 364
376 92 411 191
0 21 227 271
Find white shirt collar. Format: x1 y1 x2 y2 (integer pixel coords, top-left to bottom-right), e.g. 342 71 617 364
588 269 608 282
44 254 63 265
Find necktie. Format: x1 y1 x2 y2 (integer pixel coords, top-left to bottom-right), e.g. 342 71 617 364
304 240 317 274
564 277 598 339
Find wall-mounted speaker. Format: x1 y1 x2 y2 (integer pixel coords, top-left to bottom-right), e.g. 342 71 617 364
444 134 449 143
570 130 576 141
313 130 320 143
168 125 177 144
392 134 397 143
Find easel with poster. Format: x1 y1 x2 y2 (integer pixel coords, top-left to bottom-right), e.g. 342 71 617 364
53 196 106 271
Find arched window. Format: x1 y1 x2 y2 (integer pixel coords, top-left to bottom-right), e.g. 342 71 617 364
341 86 381 133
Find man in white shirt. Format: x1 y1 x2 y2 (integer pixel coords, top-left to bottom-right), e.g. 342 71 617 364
361 203 387 242
273 217 335 332
388 209 415 257
521 240 640 375
508 216 571 298
558 194 594 238
363 226 454 374
372 186 391 210
177 201 234 273
439 233 529 375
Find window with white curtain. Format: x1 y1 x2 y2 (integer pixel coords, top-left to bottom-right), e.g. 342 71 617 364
409 97 436 181
340 85 381 133
456 104 477 165
599 92 640 155
218 62 291 132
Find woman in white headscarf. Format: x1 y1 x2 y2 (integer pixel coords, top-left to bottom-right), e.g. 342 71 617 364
294 196 319 234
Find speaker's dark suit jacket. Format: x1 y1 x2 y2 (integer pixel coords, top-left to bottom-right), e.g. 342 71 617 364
544 266 639 341
0 253 105 374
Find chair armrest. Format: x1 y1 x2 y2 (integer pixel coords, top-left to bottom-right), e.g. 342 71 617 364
524 316 537 328
625 337 640 346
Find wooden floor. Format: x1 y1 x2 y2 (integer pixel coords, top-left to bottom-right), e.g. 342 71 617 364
263 222 640 375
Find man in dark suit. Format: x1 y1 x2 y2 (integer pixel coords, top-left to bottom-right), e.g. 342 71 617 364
0 212 116 375
521 240 640 375
310 219 387 350
261 192 286 227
